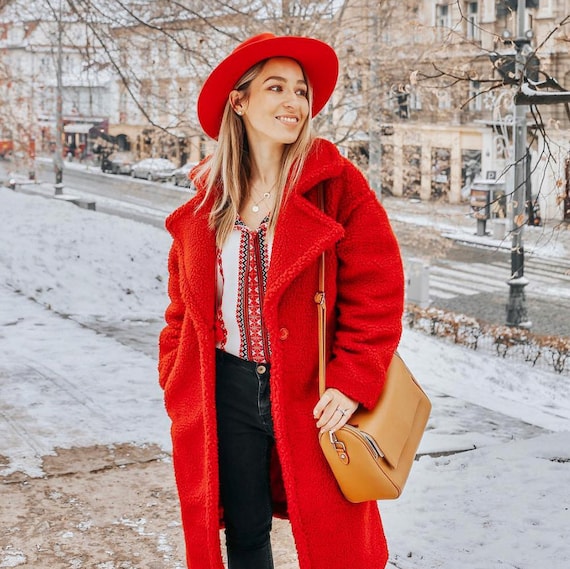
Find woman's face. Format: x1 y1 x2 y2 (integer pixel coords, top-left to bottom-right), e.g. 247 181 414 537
237 57 310 148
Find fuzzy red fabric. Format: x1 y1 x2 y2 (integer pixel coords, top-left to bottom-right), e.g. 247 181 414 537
159 138 404 569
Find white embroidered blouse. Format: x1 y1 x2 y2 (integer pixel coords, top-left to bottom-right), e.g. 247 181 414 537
215 215 273 363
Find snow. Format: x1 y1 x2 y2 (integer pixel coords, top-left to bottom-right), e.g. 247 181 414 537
1 187 569 569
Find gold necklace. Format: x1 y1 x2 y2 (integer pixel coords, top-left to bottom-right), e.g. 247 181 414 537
250 183 276 213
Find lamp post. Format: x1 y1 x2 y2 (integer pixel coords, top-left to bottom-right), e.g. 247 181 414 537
54 0 64 193
505 0 531 328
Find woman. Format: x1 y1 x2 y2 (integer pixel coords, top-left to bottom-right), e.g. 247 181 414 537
159 33 404 569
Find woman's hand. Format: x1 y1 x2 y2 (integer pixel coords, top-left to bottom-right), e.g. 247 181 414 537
313 388 358 435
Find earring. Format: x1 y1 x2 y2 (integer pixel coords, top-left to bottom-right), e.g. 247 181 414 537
236 110 243 116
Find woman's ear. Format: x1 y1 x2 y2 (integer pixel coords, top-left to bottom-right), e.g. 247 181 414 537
229 90 246 116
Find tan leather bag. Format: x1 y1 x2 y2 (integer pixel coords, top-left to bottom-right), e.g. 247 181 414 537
315 188 431 503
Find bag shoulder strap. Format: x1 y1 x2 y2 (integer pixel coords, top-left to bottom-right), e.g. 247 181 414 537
314 184 327 397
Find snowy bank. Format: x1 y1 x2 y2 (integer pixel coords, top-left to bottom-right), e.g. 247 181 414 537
1 187 569 569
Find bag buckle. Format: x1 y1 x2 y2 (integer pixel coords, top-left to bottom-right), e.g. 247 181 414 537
329 431 349 465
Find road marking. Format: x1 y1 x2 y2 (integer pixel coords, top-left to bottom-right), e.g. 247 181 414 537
408 258 570 302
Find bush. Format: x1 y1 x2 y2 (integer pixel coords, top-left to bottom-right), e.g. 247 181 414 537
405 304 568 374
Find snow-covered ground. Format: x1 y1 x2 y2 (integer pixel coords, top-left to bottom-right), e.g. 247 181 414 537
1 187 569 569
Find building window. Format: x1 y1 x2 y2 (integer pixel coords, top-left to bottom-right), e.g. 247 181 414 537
119 88 128 124
431 147 451 201
466 2 480 40
398 95 409 119
436 3 451 29
496 0 539 20
409 89 422 111
437 90 452 110
468 80 482 111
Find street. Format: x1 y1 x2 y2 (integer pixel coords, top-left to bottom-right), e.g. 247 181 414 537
426 251 570 337
33 159 188 227
5 158 568 337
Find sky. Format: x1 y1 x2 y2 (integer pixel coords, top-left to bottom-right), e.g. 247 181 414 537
0 186 569 569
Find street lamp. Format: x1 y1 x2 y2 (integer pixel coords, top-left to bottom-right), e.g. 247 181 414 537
54 0 64 193
505 0 532 328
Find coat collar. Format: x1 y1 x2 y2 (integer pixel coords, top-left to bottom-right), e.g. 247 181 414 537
267 139 346 305
289 138 345 195
164 138 346 322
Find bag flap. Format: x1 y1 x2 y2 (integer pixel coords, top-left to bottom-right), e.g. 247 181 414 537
349 353 426 468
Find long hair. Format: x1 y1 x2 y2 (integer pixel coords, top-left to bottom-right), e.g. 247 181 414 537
195 59 315 248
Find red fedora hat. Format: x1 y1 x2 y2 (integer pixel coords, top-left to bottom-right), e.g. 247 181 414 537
197 33 339 140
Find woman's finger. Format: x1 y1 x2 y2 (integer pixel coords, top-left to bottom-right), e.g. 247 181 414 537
314 388 358 433
314 388 353 417
312 391 332 419
315 399 338 428
319 407 348 434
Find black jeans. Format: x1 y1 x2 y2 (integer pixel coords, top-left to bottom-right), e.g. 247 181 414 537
216 349 275 569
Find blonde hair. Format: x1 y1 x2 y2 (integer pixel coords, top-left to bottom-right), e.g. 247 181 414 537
195 58 315 248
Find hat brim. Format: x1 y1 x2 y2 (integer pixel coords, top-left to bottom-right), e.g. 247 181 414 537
197 35 339 140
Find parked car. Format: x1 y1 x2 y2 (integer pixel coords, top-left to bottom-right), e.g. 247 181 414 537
169 162 197 187
103 151 136 175
130 158 177 182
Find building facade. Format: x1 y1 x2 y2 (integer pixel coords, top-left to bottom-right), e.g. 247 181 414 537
1 0 568 219
0 4 111 164
337 0 570 220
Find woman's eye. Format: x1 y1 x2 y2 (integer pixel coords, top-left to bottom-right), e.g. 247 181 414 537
269 85 282 92
296 89 307 97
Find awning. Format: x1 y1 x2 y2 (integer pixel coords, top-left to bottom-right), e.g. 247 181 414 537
64 123 93 134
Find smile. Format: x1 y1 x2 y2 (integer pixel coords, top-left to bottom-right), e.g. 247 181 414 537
276 116 298 124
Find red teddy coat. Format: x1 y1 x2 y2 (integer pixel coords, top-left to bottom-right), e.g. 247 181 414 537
158 138 404 569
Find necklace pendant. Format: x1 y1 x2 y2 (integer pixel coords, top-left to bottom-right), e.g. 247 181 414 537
252 205 260 213
263 192 270 199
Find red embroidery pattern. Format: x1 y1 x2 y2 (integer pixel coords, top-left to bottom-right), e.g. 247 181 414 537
236 218 271 362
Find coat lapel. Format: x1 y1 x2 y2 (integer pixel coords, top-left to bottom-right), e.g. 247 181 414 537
265 191 344 310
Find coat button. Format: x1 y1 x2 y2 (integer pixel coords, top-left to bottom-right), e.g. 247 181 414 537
279 327 289 340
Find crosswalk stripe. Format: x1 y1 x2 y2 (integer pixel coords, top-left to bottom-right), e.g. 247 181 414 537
428 276 482 296
527 283 570 299
430 266 503 292
489 260 570 282
410 266 568 303
450 260 570 287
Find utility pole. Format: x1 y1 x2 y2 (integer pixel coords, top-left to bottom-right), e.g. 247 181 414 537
368 3 382 200
505 0 531 328
54 0 64 193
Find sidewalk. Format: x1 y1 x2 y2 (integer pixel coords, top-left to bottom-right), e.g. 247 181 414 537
0 284 296 568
